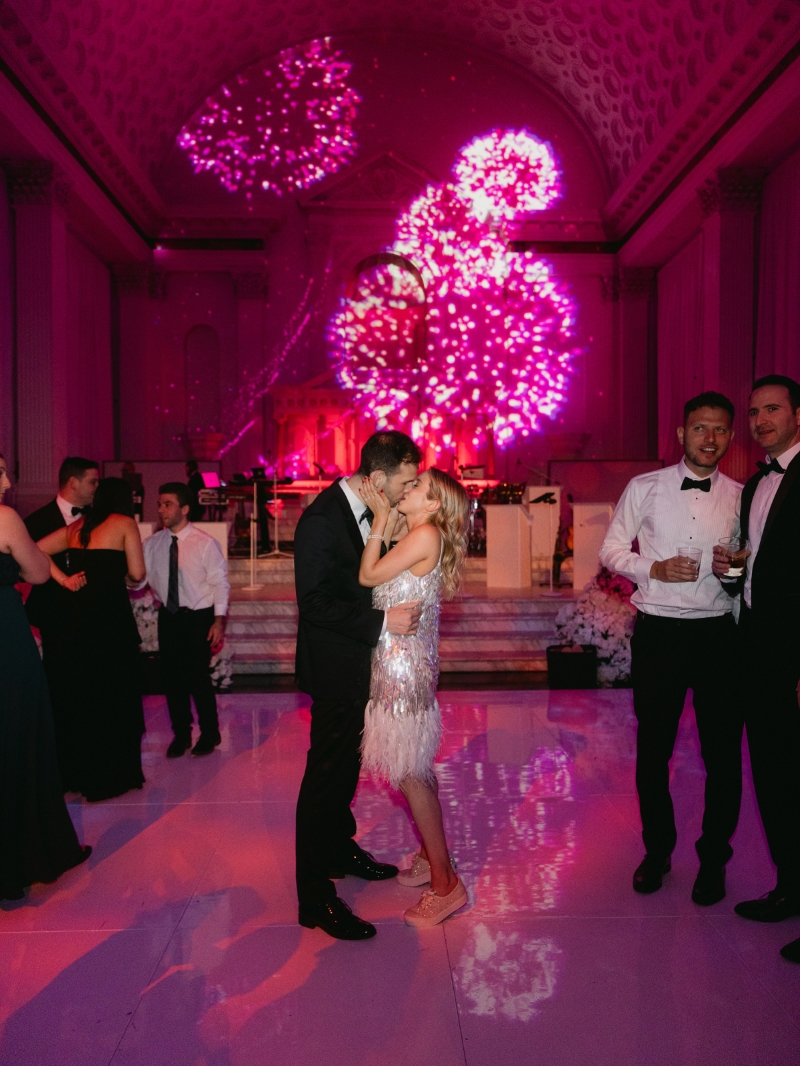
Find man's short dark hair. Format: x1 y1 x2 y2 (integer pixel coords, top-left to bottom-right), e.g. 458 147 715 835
58 456 99 488
356 431 422 477
751 374 800 412
159 481 192 508
683 391 734 425
185 459 198 474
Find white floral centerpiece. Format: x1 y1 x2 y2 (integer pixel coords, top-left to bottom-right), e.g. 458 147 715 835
554 568 636 687
128 586 233 689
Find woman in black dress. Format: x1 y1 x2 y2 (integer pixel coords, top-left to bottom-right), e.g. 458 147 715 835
0 455 91 901
38 478 147 802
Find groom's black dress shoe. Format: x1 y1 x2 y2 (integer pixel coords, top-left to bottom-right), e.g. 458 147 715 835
167 736 191 758
734 889 800 923
299 897 377 940
780 936 800 963
328 848 398 881
633 855 671 894
192 732 221 756
692 864 726 906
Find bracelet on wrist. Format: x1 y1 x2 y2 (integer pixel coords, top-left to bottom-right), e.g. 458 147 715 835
366 534 383 541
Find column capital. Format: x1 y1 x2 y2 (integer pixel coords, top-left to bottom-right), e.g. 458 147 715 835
148 272 168 301
233 272 268 300
2 159 71 209
111 263 150 294
602 267 655 301
698 167 767 218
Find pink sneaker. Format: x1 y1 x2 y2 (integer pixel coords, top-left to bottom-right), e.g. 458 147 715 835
404 879 467 928
397 853 431 887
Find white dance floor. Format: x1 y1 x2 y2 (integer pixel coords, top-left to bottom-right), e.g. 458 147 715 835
1 689 799 1065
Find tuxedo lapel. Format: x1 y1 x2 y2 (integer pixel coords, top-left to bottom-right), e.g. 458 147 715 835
762 452 800 542
740 474 760 543
334 481 366 559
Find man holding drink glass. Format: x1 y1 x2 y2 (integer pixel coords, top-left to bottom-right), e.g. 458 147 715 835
712 375 800 963
600 392 743 904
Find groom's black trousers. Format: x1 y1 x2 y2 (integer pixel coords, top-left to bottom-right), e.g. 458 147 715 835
296 694 366 907
630 611 743 865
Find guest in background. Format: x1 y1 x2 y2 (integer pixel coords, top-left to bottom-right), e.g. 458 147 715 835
711 376 800 964
0 454 91 900
185 460 205 522
599 391 742 905
121 461 144 521
37 478 146 802
24 457 99 636
143 482 229 758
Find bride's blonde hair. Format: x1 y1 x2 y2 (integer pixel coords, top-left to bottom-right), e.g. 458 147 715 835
425 468 470 598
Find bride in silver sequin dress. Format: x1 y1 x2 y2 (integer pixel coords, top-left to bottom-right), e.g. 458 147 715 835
357 468 470 928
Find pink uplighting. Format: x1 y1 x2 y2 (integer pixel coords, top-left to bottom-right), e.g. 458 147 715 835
330 130 582 452
177 38 361 198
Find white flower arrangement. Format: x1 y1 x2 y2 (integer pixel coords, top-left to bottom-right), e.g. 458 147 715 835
554 568 636 687
128 586 233 690
130 587 159 653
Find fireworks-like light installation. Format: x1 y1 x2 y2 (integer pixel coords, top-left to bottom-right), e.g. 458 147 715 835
329 129 582 452
177 38 360 198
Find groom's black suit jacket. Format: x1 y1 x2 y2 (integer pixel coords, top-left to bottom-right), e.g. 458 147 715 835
294 481 384 702
740 451 800 672
23 498 66 631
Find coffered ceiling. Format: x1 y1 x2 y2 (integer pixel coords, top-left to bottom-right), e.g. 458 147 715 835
0 0 798 237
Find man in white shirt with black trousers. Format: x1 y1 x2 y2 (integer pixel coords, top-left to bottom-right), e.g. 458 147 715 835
143 481 230 758
600 391 742 906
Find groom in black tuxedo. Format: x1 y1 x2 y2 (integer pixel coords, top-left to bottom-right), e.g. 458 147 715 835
294 431 422 939
24 456 99 630
713 376 800 963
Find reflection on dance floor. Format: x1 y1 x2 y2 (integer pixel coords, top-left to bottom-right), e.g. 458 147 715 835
1 690 799 1066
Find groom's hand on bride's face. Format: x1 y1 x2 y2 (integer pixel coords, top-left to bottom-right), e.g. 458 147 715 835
386 601 422 636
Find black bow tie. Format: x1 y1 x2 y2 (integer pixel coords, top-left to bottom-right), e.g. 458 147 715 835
359 507 374 525
681 477 711 493
71 505 89 516
757 458 784 476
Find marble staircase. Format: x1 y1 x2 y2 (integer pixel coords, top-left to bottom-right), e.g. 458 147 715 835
227 583 565 675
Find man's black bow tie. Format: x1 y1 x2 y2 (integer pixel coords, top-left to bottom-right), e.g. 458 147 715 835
359 507 374 525
71 505 90 516
757 458 784 476
680 477 711 492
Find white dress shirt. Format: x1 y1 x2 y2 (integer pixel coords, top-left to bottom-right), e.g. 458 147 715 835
339 476 388 635
143 522 229 615
56 494 83 526
742 438 800 608
599 459 741 618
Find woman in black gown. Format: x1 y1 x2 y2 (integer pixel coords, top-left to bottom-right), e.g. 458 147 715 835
38 478 147 802
0 455 91 901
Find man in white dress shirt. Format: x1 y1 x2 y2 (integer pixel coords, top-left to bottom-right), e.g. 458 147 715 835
143 482 230 758
711 376 800 963
600 391 742 905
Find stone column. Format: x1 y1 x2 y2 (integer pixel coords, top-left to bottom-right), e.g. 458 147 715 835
112 263 152 460
6 161 71 515
697 167 765 482
605 267 655 460
232 271 268 473
0 171 14 483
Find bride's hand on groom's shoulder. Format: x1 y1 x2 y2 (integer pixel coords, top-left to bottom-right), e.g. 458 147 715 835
357 477 391 519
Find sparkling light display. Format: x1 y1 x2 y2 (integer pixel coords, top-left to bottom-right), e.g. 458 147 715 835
329 129 581 452
177 38 360 197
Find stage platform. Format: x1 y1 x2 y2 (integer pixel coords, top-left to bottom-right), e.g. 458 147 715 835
227 558 573 675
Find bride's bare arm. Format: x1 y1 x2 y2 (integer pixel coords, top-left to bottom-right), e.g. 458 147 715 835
359 523 440 587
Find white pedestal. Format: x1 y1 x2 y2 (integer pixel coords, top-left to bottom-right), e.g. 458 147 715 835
194 521 229 560
572 503 613 591
486 505 532 588
527 487 561 585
